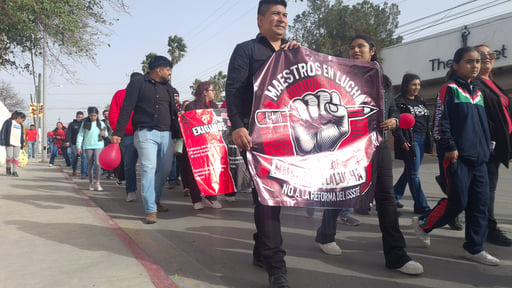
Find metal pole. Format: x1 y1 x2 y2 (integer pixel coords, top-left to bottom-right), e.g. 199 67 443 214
41 34 48 163
36 73 42 157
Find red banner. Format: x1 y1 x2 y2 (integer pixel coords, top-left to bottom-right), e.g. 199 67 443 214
179 109 235 195
248 47 384 208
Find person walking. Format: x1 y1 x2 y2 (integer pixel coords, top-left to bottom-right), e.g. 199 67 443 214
25 124 38 158
315 35 423 276
393 73 432 214
76 106 107 192
65 111 85 176
111 56 177 224
474 44 512 247
226 1 300 286
181 81 222 210
49 122 66 167
412 46 500 266
108 72 142 203
1 111 26 177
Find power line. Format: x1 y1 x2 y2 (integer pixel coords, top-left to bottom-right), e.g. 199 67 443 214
397 0 477 29
399 0 510 38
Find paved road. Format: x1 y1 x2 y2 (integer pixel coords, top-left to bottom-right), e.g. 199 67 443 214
2 155 511 287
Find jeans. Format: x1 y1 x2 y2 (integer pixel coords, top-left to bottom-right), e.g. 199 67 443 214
61 146 71 166
134 129 172 214
339 208 353 218
316 143 411 269
49 145 59 165
28 141 36 158
393 134 430 213
120 135 138 194
70 145 79 172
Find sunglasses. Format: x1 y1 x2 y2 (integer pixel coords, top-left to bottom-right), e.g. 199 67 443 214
479 52 496 60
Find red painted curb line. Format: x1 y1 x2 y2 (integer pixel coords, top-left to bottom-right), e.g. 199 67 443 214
57 165 179 288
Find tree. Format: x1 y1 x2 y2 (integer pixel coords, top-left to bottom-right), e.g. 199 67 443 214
0 0 128 72
141 52 158 74
0 81 26 112
167 35 187 67
289 0 402 57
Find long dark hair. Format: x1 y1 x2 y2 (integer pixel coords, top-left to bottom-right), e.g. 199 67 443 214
445 46 479 81
83 106 102 130
192 81 218 109
349 34 378 62
399 73 421 98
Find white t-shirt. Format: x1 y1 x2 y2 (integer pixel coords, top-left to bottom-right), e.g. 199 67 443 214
10 121 22 147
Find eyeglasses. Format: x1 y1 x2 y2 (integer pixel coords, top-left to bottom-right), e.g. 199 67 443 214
206 89 215 92
479 52 496 60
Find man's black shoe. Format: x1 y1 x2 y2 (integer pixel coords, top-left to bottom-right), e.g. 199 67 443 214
396 201 404 208
6 167 11 176
269 274 289 288
253 258 265 269
487 228 512 246
447 215 463 231
12 171 19 177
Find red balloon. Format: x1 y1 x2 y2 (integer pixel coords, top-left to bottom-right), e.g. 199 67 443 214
399 113 416 129
99 143 121 170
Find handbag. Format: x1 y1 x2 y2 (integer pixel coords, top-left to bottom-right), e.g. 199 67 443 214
18 149 29 168
174 138 184 155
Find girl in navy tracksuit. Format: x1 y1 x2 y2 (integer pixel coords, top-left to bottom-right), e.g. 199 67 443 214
413 47 499 266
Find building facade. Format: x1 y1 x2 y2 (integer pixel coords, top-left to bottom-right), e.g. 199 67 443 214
381 12 512 105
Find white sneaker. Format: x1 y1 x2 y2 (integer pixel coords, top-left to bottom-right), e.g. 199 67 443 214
89 183 95 191
48 164 54 167
318 242 342 255
193 202 204 210
225 196 236 202
95 183 103 191
412 216 430 247
396 260 424 275
205 199 222 209
464 250 500 266
126 192 136 202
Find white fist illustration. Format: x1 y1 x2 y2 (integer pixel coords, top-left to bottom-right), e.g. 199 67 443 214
289 90 349 155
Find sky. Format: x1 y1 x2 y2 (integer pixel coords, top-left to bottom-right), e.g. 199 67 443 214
1 0 511 128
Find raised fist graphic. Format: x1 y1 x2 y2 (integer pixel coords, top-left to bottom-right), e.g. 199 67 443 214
289 90 349 155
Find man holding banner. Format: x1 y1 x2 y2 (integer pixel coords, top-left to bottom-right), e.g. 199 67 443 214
226 1 297 287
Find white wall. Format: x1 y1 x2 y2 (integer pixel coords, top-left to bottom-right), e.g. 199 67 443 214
381 12 512 85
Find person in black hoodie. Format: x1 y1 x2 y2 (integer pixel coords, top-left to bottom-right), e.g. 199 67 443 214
393 73 432 214
65 111 84 176
474 44 512 247
412 46 500 266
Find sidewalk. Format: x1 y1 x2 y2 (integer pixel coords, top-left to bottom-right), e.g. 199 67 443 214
0 159 178 288
1 155 511 288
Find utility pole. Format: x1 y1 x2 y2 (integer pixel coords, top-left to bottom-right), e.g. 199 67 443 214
41 33 48 163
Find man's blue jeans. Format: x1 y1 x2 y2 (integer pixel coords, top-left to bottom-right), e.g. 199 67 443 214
28 141 36 158
134 129 172 214
49 145 59 165
120 135 138 193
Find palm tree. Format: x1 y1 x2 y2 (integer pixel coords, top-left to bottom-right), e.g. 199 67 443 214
167 35 187 67
140 52 157 74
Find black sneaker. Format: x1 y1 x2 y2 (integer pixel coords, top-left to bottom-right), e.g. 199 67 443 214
396 201 404 208
487 228 512 246
447 215 463 231
269 274 289 288
12 171 19 177
6 167 11 176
